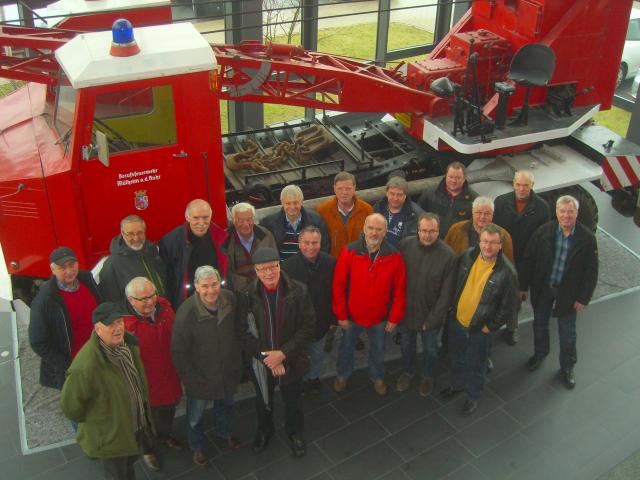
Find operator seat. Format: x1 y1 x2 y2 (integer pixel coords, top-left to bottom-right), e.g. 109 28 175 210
508 43 556 126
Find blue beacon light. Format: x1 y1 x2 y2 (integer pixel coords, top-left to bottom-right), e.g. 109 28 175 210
110 18 140 57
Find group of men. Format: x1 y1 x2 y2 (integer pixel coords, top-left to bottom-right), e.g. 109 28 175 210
28 164 598 480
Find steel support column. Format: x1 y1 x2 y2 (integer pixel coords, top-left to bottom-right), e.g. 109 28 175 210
375 0 391 65
224 0 264 131
301 0 319 120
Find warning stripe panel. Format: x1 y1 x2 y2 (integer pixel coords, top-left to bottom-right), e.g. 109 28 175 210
600 155 640 191
618 156 640 186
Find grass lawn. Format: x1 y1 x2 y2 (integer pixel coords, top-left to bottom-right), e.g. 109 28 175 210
0 81 24 98
593 106 631 137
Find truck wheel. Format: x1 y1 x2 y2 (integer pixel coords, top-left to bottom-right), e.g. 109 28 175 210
542 185 599 232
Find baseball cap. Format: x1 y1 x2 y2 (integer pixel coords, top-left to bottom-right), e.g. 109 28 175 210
252 247 280 265
49 247 77 266
92 302 124 326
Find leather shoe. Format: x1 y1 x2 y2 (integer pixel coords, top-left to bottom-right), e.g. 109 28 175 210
462 399 478 415
373 379 388 396
143 454 161 472
252 431 273 453
563 369 576 390
289 434 307 458
439 386 463 399
218 436 241 451
419 378 434 397
165 436 184 451
334 376 348 392
396 373 413 393
505 329 519 346
526 355 545 371
192 450 209 468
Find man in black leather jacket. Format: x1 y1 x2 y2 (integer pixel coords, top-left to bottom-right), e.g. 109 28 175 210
440 224 518 415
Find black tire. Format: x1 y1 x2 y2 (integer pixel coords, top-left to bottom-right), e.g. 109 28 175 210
541 185 599 232
617 63 627 89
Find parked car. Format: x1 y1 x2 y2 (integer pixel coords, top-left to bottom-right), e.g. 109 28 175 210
619 8 640 88
631 67 640 99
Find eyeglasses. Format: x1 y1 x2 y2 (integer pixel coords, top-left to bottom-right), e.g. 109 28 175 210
130 292 157 302
418 229 439 235
479 240 501 246
255 264 280 273
122 230 145 238
473 211 493 217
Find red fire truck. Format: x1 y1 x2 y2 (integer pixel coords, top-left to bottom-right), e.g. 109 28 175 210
0 0 638 297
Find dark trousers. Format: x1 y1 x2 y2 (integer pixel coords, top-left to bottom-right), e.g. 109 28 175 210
143 403 176 454
448 319 491 400
186 397 235 452
532 285 578 371
507 297 521 332
399 326 438 379
252 373 304 437
150 403 177 439
102 455 138 480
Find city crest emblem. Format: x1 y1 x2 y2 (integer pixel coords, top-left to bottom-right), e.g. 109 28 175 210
134 190 149 210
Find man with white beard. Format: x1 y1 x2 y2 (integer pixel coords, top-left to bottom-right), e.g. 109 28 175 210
100 215 168 305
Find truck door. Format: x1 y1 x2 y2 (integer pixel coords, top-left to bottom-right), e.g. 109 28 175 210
77 81 200 261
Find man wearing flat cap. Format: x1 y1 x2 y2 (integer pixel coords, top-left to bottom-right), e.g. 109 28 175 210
242 247 315 458
29 246 101 390
61 302 154 480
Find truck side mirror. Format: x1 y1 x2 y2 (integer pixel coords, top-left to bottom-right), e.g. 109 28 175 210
95 130 110 167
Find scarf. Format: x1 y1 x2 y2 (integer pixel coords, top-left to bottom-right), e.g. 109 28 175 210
97 334 148 433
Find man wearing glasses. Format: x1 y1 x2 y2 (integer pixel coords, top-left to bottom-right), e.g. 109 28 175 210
440 224 518 415
100 214 167 305
397 213 456 397
124 277 183 472
243 247 315 458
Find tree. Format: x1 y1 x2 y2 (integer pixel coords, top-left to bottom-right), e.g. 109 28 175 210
263 0 301 44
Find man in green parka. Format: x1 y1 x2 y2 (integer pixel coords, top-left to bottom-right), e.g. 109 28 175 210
60 302 154 480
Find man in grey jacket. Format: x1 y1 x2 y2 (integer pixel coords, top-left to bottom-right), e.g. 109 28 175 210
99 215 167 305
398 213 456 396
170 266 249 467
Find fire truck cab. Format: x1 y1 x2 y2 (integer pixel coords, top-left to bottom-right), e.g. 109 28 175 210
1 22 227 280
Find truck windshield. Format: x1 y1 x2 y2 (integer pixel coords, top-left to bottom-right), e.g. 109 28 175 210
90 84 177 156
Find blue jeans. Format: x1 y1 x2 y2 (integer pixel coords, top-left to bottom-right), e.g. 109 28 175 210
399 325 438 379
304 335 326 380
448 319 491 400
186 397 235 452
336 321 386 381
532 286 577 371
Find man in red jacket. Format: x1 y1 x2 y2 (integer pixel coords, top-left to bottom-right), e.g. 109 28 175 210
124 276 183 472
333 213 406 396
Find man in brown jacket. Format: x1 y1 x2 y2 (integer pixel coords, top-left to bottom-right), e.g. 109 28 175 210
222 202 277 293
317 171 373 352
316 171 374 258
398 213 456 396
445 196 514 264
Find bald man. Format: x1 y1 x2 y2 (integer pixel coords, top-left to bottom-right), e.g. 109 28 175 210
332 214 406 396
159 199 229 308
